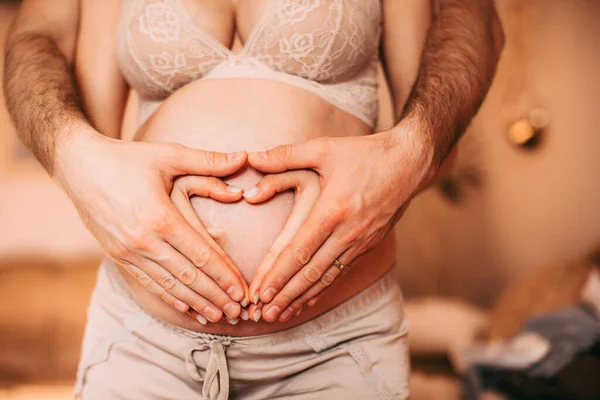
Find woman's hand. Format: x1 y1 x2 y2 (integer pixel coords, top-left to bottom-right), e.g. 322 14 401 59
55 131 248 321
246 126 436 322
241 170 322 323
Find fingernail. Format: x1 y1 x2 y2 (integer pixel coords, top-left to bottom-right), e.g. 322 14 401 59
252 309 262 322
174 300 188 312
240 309 249 320
307 298 318 307
240 297 249 308
226 185 243 193
257 151 268 159
243 186 260 198
227 151 245 161
253 293 260 304
227 286 243 301
265 306 281 321
295 307 303 316
261 287 277 303
226 316 239 325
223 302 241 318
279 307 294 322
196 314 207 325
204 305 222 322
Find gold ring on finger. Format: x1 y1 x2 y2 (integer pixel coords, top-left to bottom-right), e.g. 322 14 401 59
332 259 348 272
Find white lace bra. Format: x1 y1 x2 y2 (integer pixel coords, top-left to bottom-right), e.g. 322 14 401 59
117 0 382 127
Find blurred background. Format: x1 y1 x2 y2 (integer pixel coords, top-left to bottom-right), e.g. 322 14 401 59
1 0 599 399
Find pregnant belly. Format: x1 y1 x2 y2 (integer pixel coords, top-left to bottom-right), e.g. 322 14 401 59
135 78 370 282
130 78 396 335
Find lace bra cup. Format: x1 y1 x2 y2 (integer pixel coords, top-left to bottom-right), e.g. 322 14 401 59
117 0 382 127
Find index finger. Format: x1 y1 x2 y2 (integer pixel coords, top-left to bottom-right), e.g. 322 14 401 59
168 146 247 177
258 196 340 303
247 138 330 173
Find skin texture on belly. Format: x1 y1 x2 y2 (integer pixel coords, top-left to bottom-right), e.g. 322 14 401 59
190 166 295 283
128 78 396 335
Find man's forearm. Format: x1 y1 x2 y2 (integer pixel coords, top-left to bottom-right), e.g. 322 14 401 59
3 32 91 175
400 0 504 171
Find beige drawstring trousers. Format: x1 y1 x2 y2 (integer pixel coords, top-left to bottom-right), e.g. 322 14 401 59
75 260 410 399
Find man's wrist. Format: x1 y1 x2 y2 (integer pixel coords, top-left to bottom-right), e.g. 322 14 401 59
53 122 107 188
388 117 439 189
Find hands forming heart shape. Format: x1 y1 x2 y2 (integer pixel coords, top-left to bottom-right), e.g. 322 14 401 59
87 128 428 326
169 167 322 324
159 128 431 325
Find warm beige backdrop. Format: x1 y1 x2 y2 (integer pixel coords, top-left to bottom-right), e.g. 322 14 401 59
0 2 100 260
395 0 600 306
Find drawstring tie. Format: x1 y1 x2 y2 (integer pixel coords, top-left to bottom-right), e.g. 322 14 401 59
185 340 232 400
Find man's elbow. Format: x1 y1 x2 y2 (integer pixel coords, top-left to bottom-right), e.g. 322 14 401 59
4 19 42 63
4 18 24 59
488 1 505 60
4 15 77 66
435 0 505 58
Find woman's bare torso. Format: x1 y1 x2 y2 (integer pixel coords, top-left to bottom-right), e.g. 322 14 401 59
117 0 396 336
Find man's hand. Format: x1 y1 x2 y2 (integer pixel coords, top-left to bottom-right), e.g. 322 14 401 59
55 129 249 322
246 127 435 322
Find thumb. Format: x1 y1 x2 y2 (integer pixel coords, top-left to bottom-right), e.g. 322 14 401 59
243 172 300 204
168 145 247 177
174 175 244 203
243 170 319 204
247 139 327 173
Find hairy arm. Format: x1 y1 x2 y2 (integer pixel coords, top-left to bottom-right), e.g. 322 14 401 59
4 0 129 175
3 0 88 175
390 0 504 173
